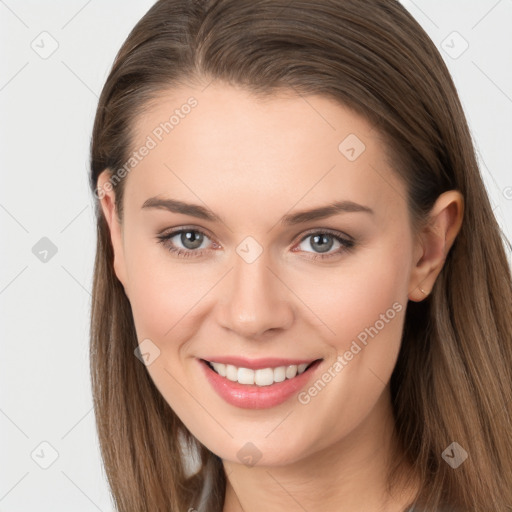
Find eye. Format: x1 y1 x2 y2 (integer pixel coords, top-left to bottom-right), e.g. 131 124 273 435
156 227 217 258
156 226 355 261
293 229 355 260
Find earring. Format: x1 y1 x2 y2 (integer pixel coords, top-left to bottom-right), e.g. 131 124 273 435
419 287 428 295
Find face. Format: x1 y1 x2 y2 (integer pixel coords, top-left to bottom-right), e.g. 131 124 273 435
99 82 424 467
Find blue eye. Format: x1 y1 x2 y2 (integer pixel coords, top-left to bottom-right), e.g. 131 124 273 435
156 228 214 258
156 227 355 260
294 230 355 260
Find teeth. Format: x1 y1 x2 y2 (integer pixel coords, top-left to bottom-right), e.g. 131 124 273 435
226 364 237 382
209 361 313 386
214 362 227 377
273 366 286 383
238 367 255 385
254 368 273 386
285 365 297 379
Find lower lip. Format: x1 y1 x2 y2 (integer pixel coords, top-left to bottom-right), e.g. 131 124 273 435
199 359 322 409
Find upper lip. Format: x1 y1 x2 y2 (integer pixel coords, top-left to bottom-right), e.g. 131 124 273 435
200 356 321 370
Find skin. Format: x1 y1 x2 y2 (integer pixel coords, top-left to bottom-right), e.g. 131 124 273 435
98 82 463 512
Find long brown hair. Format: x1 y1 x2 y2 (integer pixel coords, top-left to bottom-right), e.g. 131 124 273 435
89 1 512 510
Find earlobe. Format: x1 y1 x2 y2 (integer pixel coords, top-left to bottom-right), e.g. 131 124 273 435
408 190 464 302
96 170 129 289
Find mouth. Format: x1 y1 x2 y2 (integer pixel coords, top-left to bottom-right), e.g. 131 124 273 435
201 358 322 387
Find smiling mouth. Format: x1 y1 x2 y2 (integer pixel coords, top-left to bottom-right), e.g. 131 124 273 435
202 359 322 387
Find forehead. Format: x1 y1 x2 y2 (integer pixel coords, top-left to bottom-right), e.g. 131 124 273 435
133 82 378 157
123 83 406 224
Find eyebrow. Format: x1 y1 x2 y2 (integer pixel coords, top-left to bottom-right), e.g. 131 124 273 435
141 196 374 225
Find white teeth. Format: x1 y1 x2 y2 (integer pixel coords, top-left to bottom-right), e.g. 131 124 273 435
285 365 297 379
255 368 274 386
225 364 238 382
209 361 314 386
273 366 286 383
211 362 226 377
238 367 255 385
297 363 308 374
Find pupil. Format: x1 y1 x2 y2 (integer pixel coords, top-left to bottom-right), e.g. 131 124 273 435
181 231 203 249
311 234 333 253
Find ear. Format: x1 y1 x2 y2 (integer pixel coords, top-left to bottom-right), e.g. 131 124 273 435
96 170 129 291
408 190 464 302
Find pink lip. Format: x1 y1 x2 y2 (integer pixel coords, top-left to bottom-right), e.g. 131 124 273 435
198 358 322 409
201 356 317 370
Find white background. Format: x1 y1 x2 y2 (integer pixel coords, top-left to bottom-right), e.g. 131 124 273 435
1 1 511 510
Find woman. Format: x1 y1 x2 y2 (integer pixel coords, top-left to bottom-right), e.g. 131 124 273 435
89 1 512 511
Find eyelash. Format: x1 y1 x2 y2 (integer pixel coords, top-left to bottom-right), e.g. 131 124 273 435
156 227 355 261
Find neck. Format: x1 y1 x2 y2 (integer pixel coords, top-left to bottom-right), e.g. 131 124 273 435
221 386 420 512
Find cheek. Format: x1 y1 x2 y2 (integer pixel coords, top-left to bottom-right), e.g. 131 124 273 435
291 237 411 354
120 223 413 462
125 225 412 375
122 227 214 341
286 239 410 428
122 247 217 433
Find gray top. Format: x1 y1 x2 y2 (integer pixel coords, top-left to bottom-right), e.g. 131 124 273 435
194 475 447 512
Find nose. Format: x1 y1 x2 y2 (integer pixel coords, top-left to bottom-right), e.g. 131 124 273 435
216 250 295 339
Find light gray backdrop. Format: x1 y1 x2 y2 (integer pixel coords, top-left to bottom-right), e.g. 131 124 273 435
1 1 511 511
